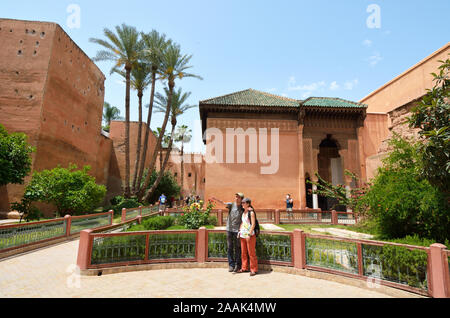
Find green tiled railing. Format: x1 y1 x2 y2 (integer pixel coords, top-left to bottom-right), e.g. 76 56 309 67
305 237 359 274
70 213 112 235
0 219 67 251
125 208 141 221
362 244 428 291
91 234 147 265
148 233 197 260
207 232 292 264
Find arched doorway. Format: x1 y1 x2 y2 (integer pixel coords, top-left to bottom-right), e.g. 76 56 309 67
317 135 344 211
305 173 313 208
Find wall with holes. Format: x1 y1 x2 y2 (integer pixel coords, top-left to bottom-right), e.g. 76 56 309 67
0 19 111 215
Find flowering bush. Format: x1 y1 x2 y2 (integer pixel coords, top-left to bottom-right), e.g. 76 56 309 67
178 200 215 229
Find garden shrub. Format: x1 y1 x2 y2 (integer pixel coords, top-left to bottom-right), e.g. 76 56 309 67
17 164 106 216
178 201 215 229
140 216 175 230
358 136 450 243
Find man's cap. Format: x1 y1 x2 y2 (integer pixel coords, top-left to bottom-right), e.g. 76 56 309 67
235 192 244 199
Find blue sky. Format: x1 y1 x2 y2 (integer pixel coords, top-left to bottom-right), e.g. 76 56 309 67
2 0 449 152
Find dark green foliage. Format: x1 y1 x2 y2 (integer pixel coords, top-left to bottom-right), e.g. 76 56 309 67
144 170 180 204
408 56 450 194
104 197 144 217
91 235 147 265
207 215 218 226
358 136 450 242
140 216 175 230
18 164 106 216
10 200 43 222
0 124 34 186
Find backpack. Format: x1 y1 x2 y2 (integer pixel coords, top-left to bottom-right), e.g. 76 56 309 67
248 210 260 237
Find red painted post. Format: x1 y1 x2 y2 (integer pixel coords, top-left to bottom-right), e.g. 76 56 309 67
64 215 72 237
332 210 338 225
318 210 322 222
429 243 450 298
357 243 364 276
139 206 143 216
197 227 207 263
76 229 93 271
293 229 305 269
218 210 223 227
109 210 114 225
275 209 280 224
121 208 126 223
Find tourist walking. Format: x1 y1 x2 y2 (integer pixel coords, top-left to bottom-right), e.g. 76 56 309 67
237 197 258 276
158 193 167 214
211 193 244 272
286 194 294 220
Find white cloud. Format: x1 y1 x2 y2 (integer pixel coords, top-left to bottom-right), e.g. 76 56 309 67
288 76 326 92
344 79 359 90
362 39 372 47
368 52 382 67
330 81 340 91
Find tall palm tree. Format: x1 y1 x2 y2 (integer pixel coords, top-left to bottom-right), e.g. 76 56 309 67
102 102 123 132
152 127 171 170
135 31 170 195
142 87 196 202
138 42 202 201
113 63 152 193
174 125 192 197
90 24 142 198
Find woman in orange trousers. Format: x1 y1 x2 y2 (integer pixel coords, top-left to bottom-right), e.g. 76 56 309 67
237 197 258 276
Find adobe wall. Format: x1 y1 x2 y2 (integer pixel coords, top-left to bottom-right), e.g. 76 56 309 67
108 121 158 194
204 116 300 209
0 19 55 210
166 152 205 198
34 24 106 177
360 43 449 113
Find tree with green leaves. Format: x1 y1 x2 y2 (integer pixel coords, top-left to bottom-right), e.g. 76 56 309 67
90 24 143 198
138 42 202 201
102 102 123 132
113 63 152 193
174 125 192 197
0 124 35 186
408 56 450 196
135 30 171 195
16 164 106 217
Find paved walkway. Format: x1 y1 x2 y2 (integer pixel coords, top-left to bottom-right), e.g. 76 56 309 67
0 239 420 298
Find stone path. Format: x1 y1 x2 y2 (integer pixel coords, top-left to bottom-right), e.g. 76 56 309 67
0 239 419 298
311 228 374 240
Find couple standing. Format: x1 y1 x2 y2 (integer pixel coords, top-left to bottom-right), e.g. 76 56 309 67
211 193 258 276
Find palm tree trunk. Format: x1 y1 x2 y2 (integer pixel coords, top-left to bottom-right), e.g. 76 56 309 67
160 148 163 170
132 91 143 193
138 80 174 201
136 70 156 194
124 65 132 198
181 142 184 198
143 119 176 202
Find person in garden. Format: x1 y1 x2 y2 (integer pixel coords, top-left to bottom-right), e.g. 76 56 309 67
286 194 294 220
237 197 258 276
158 193 167 213
211 193 244 272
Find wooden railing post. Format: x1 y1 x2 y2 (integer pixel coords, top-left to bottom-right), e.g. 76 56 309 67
331 210 338 225
293 229 306 269
137 216 143 225
121 208 126 223
139 206 143 216
197 227 207 263
357 242 364 276
64 215 72 237
275 209 280 224
218 210 223 227
109 210 114 225
429 243 450 298
76 229 93 271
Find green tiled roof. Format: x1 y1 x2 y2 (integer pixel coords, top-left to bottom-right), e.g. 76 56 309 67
200 89 300 107
302 97 367 108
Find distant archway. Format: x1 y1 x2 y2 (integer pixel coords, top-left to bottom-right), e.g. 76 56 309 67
317 135 343 211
